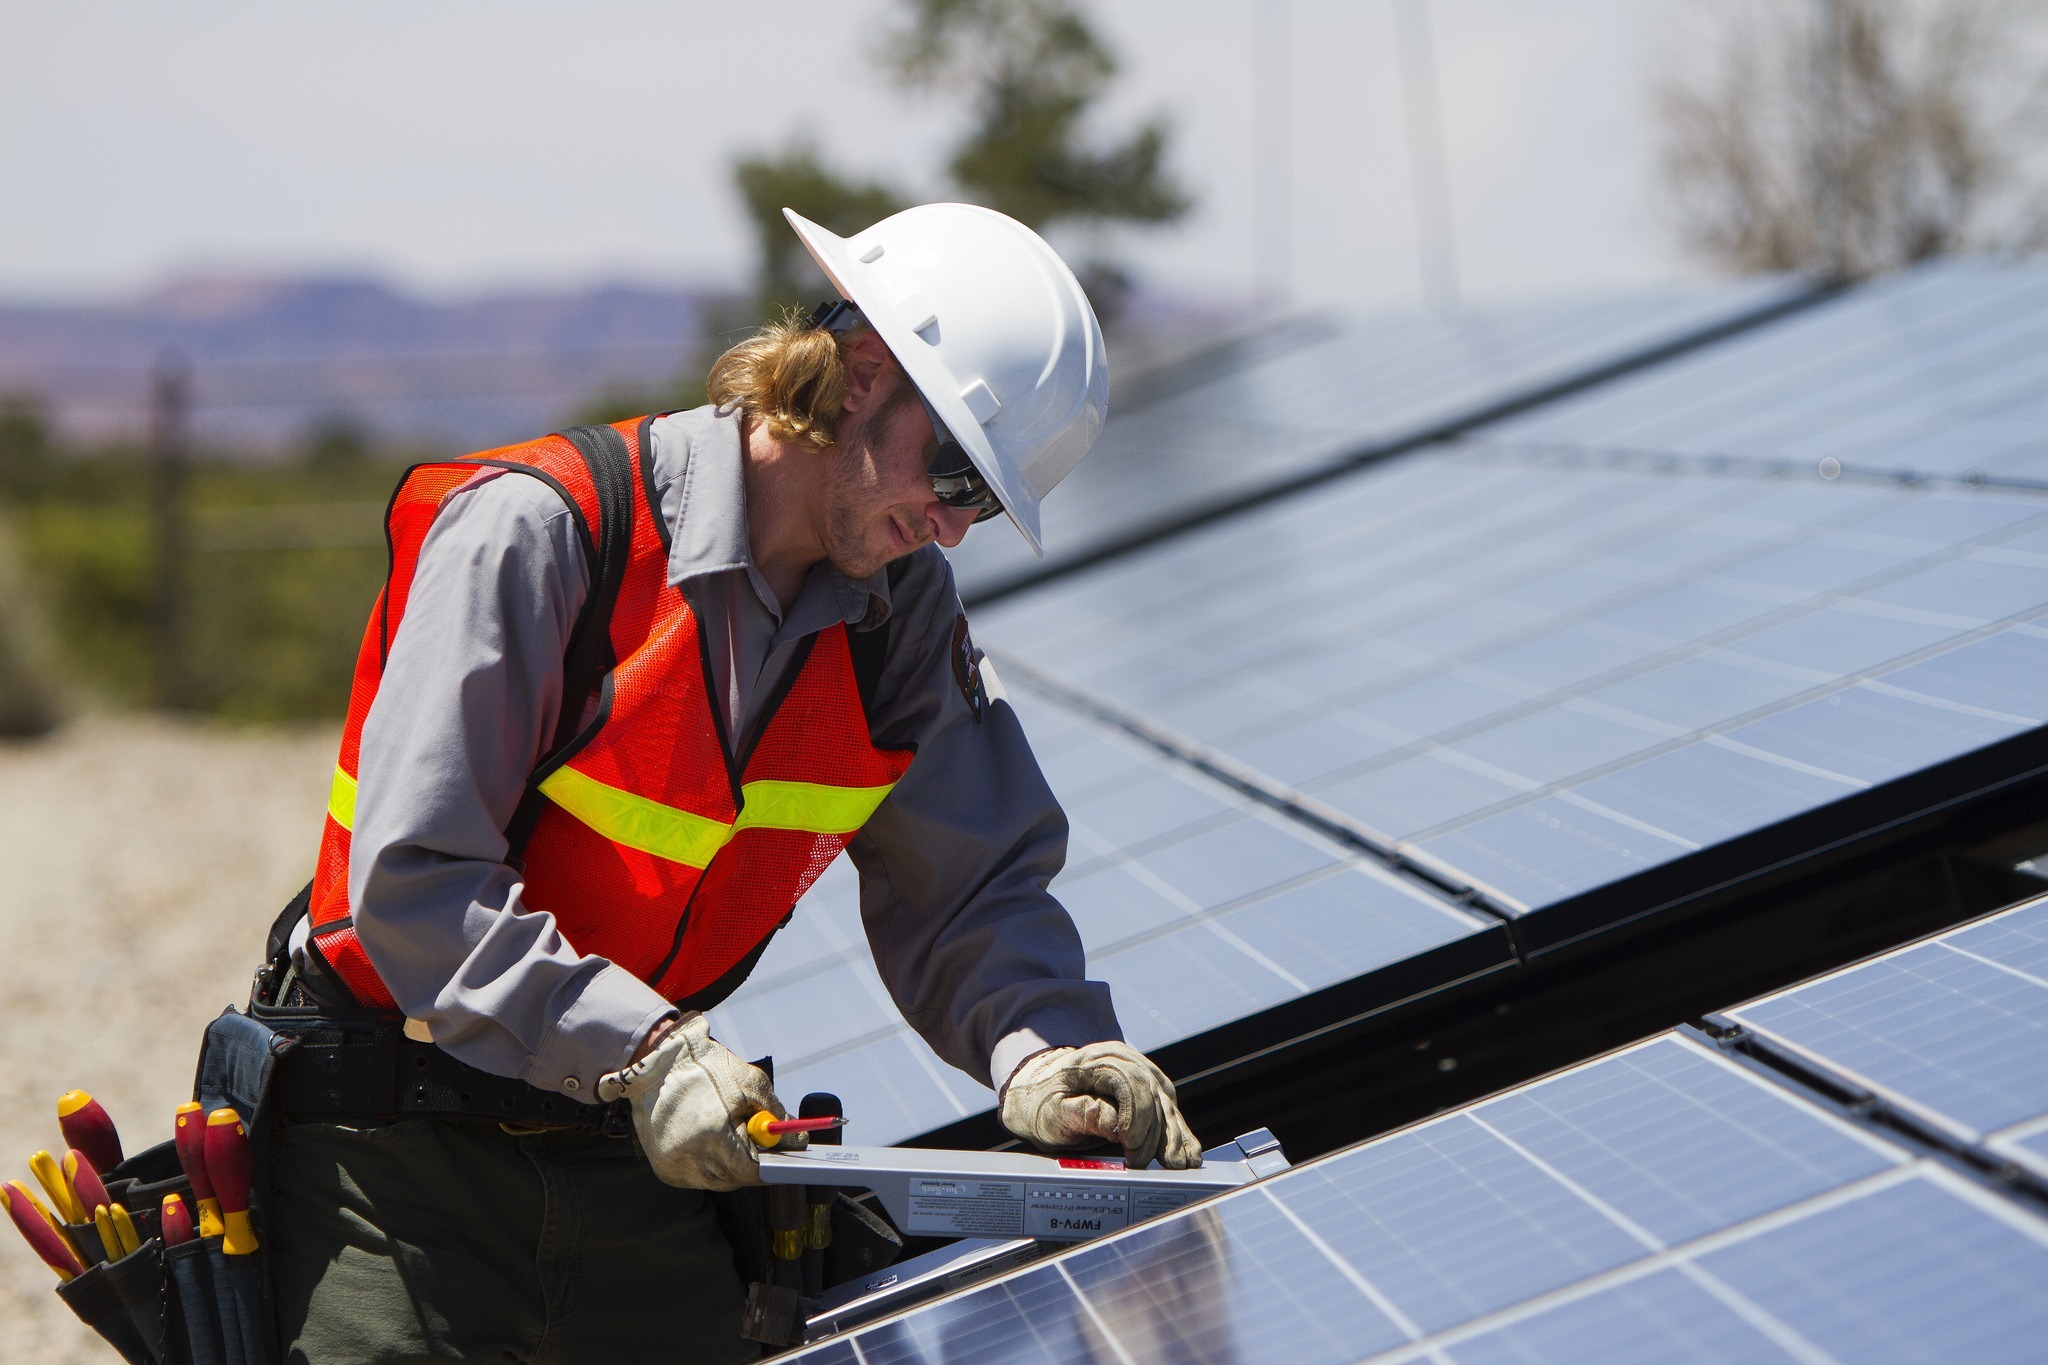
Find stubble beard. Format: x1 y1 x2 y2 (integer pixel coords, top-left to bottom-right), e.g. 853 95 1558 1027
819 390 920 581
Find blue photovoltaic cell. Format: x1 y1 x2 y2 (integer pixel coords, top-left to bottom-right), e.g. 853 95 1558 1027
1061 1197 1410 1361
1446 1269 1801 1365
1730 927 2048 1140
1874 626 2048 722
1471 1038 1895 1247
1409 796 1693 909
1942 892 2048 981
1721 684 2029 784
1699 1175 2048 1365
854 1264 1094 1365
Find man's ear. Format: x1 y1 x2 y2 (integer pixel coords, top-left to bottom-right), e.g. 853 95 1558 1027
840 331 894 415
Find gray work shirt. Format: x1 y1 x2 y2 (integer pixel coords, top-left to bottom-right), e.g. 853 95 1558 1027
338 406 1121 1100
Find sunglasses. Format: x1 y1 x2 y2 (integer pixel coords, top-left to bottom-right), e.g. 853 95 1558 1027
809 299 1005 525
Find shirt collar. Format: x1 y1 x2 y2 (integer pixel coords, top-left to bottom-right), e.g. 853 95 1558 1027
648 406 894 629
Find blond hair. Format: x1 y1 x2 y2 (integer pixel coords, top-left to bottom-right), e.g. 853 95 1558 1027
705 309 863 450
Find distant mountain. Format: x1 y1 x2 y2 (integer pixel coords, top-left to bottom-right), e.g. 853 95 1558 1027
0 275 716 453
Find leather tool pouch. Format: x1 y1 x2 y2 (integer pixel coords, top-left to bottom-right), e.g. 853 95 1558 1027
51 1010 286 1365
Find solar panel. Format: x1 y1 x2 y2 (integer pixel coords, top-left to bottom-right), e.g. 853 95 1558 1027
947 277 1815 596
1727 895 2048 1149
1492 258 2048 492
706 684 1501 1146
786 1032 2048 1362
978 447 2048 925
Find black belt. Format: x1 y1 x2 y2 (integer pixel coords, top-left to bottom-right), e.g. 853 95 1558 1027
257 1006 630 1135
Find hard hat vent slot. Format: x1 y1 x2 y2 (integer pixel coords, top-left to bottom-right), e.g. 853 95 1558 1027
960 379 1003 425
858 243 885 263
895 291 939 337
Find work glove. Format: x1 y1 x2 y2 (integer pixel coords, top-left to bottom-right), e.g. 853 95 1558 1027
999 1041 1203 1169
597 1012 785 1191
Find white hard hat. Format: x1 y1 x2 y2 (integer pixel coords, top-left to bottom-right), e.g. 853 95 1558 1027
784 202 1109 557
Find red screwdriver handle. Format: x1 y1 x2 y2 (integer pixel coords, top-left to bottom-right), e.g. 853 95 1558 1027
56 1092 123 1177
172 1104 215 1204
160 1194 194 1247
2 1182 86 1280
204 1108 259 1255
65 1151 111 1223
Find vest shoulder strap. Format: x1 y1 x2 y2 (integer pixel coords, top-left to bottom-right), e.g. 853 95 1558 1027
504 423 638 858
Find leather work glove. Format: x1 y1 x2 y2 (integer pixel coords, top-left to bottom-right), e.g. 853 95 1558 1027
999 1041 1203 1169
598 1012 785 1191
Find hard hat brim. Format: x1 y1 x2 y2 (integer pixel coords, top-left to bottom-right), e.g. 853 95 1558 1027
782 207 1046 558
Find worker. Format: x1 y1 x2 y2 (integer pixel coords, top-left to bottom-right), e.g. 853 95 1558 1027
259 203 1201 1362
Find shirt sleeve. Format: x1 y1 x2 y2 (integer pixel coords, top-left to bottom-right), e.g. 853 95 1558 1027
846 547 1123 1092
347 470 677 1098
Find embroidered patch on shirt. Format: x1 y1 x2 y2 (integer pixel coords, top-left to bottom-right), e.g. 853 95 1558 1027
952 614 987 722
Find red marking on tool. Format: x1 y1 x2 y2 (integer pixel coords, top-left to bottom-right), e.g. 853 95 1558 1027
1057 1157 1127 1170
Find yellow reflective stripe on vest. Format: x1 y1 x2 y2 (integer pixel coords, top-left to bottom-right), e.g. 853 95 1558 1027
538 765 733 870
329 767 358 831
732 779 895 836
537 767 897 868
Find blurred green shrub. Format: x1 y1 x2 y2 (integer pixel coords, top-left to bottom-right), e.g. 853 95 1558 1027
6 409 406 723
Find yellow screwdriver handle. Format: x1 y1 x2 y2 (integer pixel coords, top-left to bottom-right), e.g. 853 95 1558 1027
29 1151 83 1225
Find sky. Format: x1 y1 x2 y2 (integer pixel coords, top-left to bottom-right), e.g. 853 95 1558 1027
0 0 1702 312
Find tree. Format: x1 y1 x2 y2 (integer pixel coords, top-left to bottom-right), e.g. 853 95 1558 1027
732 139 909 317
1655 0 2048 280
886 0 1190 318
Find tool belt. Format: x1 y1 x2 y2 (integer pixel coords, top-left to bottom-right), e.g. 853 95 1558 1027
254 1007 632 1136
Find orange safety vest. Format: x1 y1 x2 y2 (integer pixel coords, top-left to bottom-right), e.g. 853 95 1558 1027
307 418 915 1011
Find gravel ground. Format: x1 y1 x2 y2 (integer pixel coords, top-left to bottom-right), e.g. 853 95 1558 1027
0 716 335 1364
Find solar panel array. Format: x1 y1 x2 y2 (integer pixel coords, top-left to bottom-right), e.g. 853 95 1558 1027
787 989 2048 1364
948 276 1811 595
710 259 2048 1146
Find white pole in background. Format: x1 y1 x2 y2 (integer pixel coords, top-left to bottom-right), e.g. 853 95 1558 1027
1254 0 1293 314
1393 0 1461 315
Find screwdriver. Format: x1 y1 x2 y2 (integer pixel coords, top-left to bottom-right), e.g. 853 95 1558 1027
29 1150 84 1226
2 1181 86 1281
173 1103 225 1239
744 1112 847 1148
92 1205 133 1263
66 1152 111 1227
160 1194 195 1247
56 1091 123 1176
107 1202 140 1259
204 1108 259 1255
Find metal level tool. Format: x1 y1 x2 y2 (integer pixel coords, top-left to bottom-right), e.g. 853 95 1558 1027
770 1130 1290 1342
759 1128 1287 1242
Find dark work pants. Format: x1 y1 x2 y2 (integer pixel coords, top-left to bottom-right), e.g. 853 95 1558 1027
269 1116 754 1365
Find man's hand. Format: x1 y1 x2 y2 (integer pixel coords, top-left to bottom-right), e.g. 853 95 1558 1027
999 1042 1202 1169
598 1012 784 1190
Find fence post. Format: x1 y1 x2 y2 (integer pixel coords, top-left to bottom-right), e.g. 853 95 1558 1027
149 352 190 710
